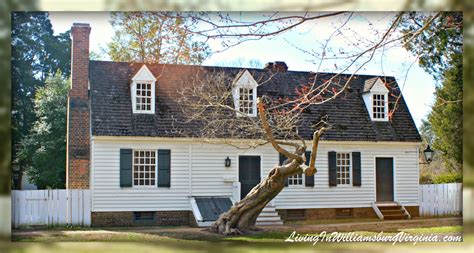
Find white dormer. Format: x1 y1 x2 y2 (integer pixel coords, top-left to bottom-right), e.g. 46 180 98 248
131 65 156 114
362 77 389 121
232 70 258 117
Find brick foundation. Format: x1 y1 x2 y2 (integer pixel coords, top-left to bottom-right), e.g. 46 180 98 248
91 211 196 227
278 206 419 221
278 207 378 221
404 206 420 217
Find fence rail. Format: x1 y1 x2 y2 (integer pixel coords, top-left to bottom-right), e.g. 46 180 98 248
419 183 462 216
8 185 473 229
11 189 90 228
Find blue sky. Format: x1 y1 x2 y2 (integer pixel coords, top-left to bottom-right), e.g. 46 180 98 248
49 12 436 128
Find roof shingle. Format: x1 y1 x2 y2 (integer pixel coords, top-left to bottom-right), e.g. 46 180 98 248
89 61 421 142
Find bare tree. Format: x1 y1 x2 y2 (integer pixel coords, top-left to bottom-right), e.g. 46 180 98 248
177 69 328 234
172 11 444 235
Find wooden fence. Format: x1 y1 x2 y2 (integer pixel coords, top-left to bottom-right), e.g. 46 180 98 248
11 189 91 228
419 183 462 216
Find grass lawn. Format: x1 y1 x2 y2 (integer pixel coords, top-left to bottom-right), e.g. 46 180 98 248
3 224 468 253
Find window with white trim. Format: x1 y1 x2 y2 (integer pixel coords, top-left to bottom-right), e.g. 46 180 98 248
238 87 255 115
336 153 351 185
133 150 156 186
288 173 303 185
233 70 258 117
372 94 386 120
135 83 153 112
131 65 156 114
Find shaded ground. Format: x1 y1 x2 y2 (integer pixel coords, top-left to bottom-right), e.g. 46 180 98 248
8 217 463 245
10 216 462 242
1 219 471 253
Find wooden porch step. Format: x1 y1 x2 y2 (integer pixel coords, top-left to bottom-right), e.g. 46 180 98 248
256 203 283 226
373 202 411 220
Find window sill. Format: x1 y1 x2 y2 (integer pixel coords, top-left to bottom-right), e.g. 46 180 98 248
131 185 157 189
287 185 305 188
334 184 355 188
133 111 155 114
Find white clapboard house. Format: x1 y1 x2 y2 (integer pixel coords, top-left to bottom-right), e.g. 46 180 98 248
66 23 421 227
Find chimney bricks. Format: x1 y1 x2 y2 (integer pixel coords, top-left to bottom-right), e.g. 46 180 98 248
67 23 91 189
264 61 288 72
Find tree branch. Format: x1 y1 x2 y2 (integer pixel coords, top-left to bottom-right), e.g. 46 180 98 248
257 98 303 163
306 127 327 176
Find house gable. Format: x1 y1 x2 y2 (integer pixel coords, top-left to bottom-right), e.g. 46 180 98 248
131 65 156 114
232 70 258 117
132 64 157 82
362 77 390 122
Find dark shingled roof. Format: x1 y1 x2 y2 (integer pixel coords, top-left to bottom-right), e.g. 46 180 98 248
363 77 380 93
89 61 421 142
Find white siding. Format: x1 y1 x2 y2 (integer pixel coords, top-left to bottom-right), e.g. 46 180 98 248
273 143 419 208
92 140 190 211
91 138 419 212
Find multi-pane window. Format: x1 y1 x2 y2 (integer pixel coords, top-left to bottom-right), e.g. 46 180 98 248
135 83 152 112
133 150 156 186
288 173 303 185
239 88 254 115
336 153 351 185
372 94 386 119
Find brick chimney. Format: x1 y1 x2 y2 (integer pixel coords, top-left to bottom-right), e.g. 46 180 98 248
264 61 288 72
67 23 91 189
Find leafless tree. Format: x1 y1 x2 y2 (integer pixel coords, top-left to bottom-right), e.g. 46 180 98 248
172 11 442 235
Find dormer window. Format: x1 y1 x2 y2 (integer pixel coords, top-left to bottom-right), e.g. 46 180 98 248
238 87 255 115
372 94 386 120
362 77 389 122
135 82 153 112
232 70 258 117
131 65 156 114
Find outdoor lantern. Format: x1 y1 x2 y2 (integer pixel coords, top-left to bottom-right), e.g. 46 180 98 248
423 145 434 164
225 157 231 167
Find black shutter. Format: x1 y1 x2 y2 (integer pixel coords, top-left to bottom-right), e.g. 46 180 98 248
328 151 337 186
120 149 133 187
158 149 171 187
279 154 288 187
304 151 314 187
352 152 361 186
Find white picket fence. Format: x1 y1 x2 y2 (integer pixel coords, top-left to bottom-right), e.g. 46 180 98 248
419 183 462 216
11 189 91 228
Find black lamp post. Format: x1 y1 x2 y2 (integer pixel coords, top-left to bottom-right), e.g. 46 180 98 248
225 157 231 167
423 145 434 164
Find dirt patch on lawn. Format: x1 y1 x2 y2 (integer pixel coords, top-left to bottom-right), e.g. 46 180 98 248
261 217 462 233
11 217 462 242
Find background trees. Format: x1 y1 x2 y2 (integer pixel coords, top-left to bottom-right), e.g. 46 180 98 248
11 12 71 189
401 12 463 181
18 72 68 189
107 12 211 64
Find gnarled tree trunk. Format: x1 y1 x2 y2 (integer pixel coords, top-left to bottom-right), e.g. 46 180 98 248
209 149 304 235
209 99 326 235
